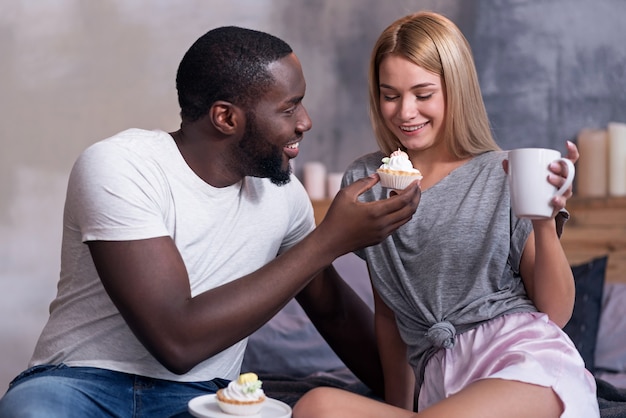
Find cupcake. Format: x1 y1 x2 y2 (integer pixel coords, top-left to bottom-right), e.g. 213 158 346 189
216 372 266 416
376 149 423 190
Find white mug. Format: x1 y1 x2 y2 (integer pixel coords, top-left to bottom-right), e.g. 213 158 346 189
507 148 575 219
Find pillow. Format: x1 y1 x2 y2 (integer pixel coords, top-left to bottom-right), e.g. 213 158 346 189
563 255 608 372
594 283 626 374
241 298 346 377
242 253 371 377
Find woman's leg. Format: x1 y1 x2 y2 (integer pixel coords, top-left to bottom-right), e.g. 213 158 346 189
293 379 563 418
417 378 562 418
293 387 417 418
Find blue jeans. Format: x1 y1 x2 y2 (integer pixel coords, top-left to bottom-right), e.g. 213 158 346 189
0 364 229 418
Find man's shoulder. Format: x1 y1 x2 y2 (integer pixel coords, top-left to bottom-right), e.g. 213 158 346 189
69 129 174 192
76 129 171 170
84 129 168 154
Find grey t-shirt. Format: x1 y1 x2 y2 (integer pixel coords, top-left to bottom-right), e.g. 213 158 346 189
343 150 534 383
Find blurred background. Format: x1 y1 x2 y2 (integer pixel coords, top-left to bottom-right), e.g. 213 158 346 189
1 0 625 394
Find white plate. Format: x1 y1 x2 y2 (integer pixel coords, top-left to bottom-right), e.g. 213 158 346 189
188 394 292 418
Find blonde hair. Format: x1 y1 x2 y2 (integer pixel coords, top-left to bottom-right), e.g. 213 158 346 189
368 11 500 157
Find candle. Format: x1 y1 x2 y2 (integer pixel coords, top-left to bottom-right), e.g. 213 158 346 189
326 172 344 199
303 162 326 200
608 122 626 197
576 129 608 197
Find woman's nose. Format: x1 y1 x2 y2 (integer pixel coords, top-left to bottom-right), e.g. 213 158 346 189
398 96 418 121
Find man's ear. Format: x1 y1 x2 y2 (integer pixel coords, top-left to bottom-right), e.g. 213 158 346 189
210 101 243 135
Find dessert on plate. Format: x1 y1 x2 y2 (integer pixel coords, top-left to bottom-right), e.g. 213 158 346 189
216 372 266 416
377 149 423 190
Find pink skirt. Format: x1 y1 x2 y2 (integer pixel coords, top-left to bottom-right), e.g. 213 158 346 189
419 312 599 417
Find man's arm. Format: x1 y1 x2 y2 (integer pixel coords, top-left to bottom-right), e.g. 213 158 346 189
88 175 420 375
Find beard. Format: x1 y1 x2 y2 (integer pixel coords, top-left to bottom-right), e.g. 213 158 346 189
237 111 292 186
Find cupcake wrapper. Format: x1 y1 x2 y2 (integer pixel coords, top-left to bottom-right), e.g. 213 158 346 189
377 170 422 190
216 389 265 415
217 398 265 415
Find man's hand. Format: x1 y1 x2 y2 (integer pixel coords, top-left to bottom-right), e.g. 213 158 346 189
315 173 421 257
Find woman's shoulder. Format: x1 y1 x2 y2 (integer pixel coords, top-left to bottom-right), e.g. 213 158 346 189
343 151 385 183
467 150 508 173
346 150 385 171
342 151 388 200
475 149 507 163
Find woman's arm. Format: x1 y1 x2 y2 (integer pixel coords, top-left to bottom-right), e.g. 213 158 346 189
519 225 575 327
373 285 415 410
519 141 579 327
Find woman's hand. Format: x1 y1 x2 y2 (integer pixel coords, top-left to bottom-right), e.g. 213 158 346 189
548 140 578 214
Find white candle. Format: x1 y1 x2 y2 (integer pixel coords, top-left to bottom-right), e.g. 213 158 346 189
608 122 626 197
576 129 608 197
326 172 344 199
303 162 326 200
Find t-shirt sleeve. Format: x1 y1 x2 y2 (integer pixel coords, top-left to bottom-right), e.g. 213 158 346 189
509 213 532 274
66 141 170 242
509 209 567 273
277 174 316 254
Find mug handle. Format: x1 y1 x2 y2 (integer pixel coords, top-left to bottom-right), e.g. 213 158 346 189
554 158 575 196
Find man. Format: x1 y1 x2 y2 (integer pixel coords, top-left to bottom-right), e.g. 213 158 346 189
0 26 420 417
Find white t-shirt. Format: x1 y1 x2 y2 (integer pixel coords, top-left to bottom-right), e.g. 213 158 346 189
30 128 315 382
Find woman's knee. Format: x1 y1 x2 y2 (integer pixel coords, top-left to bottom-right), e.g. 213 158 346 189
293 387 342 418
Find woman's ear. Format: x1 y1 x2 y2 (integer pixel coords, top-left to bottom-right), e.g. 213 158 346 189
210 101 243 135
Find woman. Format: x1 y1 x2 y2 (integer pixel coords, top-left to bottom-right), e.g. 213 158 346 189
293 11 599 418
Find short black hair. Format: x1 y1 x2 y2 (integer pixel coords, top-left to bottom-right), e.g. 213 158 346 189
176 26 293 122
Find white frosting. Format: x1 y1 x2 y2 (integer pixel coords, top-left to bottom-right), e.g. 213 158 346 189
221 378 264 401
379 149 421 173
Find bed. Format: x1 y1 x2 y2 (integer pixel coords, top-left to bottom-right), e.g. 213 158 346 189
242 196 626 415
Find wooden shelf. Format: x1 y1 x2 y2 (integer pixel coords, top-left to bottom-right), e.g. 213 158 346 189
313 196 626 283
562 196 626 283
311 199 332 225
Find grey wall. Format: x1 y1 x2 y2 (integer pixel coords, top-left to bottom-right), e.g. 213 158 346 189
1 0 625 394
472 0 626 150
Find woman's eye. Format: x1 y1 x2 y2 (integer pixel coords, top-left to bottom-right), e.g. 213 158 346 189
416 93 433 100
383 95 399 101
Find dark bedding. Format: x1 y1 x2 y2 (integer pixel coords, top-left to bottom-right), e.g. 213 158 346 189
597 377 626 418
261 368 374 407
